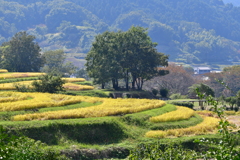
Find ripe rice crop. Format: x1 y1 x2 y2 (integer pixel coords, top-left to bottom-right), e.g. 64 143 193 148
62 78 86 82
0 81 94 91
0 69 8 73
0 92 30 102
0 81 33 90
145 116 219 138
0 92 91 111
12 98 166 121
224 111 237 115
149 106 195 123
0 72 45 79
63 83 94 90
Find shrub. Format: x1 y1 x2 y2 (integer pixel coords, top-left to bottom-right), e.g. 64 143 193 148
14 83 31 92
152 89 158 96
129 143 198 159
0 125 68 160
160 88 168 98
170 93 187 100
169 101 194 109
32 74 65 93
188 83 215 99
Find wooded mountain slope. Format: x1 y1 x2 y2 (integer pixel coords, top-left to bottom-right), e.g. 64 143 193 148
0 0 240 64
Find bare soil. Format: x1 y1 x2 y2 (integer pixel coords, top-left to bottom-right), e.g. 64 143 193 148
227 115 240 127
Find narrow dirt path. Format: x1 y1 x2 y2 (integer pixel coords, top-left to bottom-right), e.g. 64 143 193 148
227 115 240 127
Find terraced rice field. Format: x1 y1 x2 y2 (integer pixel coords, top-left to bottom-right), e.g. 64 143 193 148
0 91 226 138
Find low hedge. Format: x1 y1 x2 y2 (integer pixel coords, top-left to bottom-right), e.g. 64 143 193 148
169 101 194 109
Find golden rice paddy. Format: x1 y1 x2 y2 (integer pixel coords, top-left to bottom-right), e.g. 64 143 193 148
146 116 219 138
0 79 93 91
149 106 195 122
11 93 166 121
0 72 45 79
0 69 8 73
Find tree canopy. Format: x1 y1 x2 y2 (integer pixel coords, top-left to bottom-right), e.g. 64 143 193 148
0 31 44 72
85 26 168 90
41 49 77 76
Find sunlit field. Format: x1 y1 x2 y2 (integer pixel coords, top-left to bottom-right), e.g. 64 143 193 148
0 91 225 139
0 72 45 79
0 79 94 91
146 116 219 138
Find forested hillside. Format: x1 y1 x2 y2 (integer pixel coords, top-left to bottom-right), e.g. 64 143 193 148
0 0 240 65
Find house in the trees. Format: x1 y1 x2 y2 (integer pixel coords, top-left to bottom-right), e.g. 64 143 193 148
194 67 211 75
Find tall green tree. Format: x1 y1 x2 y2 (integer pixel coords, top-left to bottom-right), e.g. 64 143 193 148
85 31 123 89
85 26 168 90
0 31 44 72
123 26 168 90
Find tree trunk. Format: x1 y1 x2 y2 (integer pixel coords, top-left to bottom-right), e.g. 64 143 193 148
132 76 136 89
101 83 105 89
125 71 129 91
112 78 119 90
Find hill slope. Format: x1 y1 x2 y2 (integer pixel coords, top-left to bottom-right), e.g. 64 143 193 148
0 0 240 65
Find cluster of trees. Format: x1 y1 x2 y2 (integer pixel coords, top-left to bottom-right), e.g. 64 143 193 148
0 32 43 72
0 31 78 93
205 65 240 97
144 64 196 95
1 0 240 64
85 26 168 91
0 31 76 75
144 63 238 98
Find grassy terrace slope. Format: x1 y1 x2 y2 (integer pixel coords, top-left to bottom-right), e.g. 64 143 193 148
0 92 221 147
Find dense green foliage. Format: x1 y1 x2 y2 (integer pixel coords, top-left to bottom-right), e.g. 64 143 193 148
169 101 194 109
188 83 215 98
32 74 65 93
0 126 68 160
85 26 168 90
0 31 44 72
0 0 240 64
